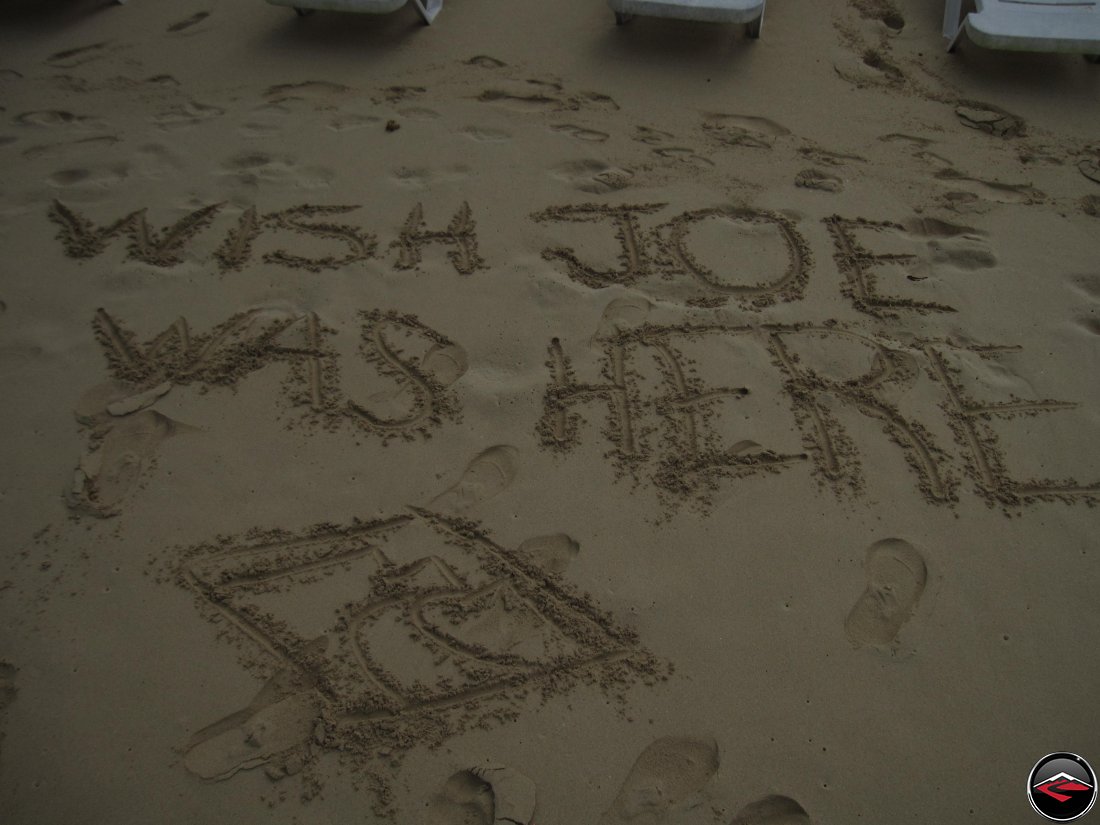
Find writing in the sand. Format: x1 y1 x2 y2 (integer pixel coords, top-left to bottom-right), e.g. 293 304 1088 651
48 199 486 276
541 324 1098 509
58 200 1098 509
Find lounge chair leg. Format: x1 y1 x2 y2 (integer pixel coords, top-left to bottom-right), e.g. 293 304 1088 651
747 1 764 39
615 12 634 25
293 7 314 16
411 0 442 24
946 24 965 53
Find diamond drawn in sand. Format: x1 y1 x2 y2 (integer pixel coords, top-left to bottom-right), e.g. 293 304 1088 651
178 508 663 783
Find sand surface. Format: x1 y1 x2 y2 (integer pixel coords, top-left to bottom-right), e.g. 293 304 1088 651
1 0 1099 822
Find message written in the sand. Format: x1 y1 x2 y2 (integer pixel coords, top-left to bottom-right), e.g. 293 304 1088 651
175 508 663 787
56 200 1099 513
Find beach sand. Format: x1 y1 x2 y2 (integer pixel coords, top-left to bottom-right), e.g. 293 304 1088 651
0 0 1099 822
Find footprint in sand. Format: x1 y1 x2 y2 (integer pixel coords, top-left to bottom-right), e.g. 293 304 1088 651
427 764 537 825
845 538 927 649
166 11 210 33
551 123 611 143
45 42 112 69
850 0 905 31
955 104 1025 139
184 658 322 781
0 660 16 752
465 55 507 69
1078 156 1100 185
516 533 579 575
905 217 997 275
328 112 380 132
934 168 1042 205
1082 195 1100 218
593 294 652 341
15 110 101 129
0 662 16 711
550 159 633 194
152 99 225 129
702 113 789 150
653 146 714 167
391 165 470 190
364 341 468 422
430 445 519 513
794 168 843 193
462 126 512 143
632 125 675 146
600 736 720 825
69 383 191 518
730 795 812 825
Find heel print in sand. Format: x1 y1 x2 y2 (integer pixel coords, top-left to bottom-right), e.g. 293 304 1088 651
844 538 927 649
430 445 519 513
600 736 720 824
69 381 191 517
427 763 537 825
729 795 811 824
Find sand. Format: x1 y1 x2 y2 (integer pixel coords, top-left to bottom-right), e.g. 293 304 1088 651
0 0 1099 822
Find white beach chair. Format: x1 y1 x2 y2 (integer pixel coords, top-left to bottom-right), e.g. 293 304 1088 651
608 0 766 38
267 0 442 25
943 0 1100 60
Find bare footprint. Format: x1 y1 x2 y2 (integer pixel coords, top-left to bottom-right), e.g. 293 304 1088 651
904 217 997 275
794 168 843 193
955 104 1025 138
427 764 536 825
167 11 210 33
462 126 512 143
0 661 16 712
593 294 652 341
516 533 579 575
633 125 674 146
152 99 224 129
551 123 610 143
69 406 190 517
600 736 720 825
184 663 321 781
466 55 507 69
550 159 633 193
935 168 1041 205
845 538 927 649
653 146 714 167
427 770 494 825
364 341 468 420
730 795 811 825
702 113 789 149
430 445 519 513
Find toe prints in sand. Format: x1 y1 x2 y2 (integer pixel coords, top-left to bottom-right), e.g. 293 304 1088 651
70 307 465 516
176 509 664 789
541 318 1099 511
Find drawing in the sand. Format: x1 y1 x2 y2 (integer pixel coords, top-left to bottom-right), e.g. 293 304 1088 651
176 508 664 782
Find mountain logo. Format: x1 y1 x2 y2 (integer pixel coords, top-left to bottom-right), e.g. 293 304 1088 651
1028 753 1097 822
